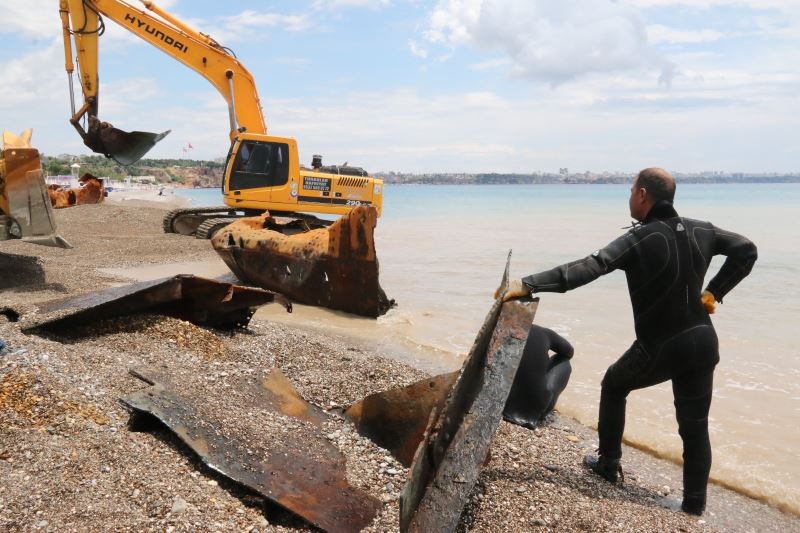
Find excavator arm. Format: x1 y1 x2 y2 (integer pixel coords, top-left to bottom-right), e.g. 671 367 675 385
59 0 268 164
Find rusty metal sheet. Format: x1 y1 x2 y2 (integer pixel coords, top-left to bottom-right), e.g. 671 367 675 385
47 173 105 209
25 274 289 332
121 368 381 533
345 372 458 467
1 137 71 248
399 253 539 533
211 206 395 318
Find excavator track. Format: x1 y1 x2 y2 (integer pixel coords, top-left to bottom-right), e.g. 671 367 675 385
195 218 238 240
162 206 241 236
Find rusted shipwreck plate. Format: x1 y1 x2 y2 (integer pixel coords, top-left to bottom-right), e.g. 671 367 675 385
399 252 539 533
121 367 381 533
24 274 289 332
211 206 394 318
345 371 459 467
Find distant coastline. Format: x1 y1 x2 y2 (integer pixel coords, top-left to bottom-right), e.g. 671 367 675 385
375 172 800 185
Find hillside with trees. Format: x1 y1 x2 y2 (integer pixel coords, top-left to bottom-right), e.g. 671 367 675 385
42 154 225 188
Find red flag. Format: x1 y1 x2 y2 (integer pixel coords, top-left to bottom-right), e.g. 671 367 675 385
187 143 194 149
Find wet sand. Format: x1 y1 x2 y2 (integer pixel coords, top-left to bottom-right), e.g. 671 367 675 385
0 202 797 532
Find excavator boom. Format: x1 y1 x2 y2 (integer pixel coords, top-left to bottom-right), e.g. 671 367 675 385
60 0 268 163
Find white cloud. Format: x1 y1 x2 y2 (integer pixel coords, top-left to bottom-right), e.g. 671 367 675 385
470 57 512 70
222 11 311 32
646 24 725 44
0 41 65 107
408 40 429 58
259 84 799 173
0 0 62 38
422 0 674 85
312 0 391 9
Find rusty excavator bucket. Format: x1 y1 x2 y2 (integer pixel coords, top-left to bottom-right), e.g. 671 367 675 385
0 130 71 249
211 206 395 318
78 116 170 166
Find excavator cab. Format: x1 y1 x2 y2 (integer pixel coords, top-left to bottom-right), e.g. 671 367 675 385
223 134 300 211
222 134 384 217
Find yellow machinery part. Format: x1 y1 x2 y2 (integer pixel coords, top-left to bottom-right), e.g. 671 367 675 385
1 130 71 248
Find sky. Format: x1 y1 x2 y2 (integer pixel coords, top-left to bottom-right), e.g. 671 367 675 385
1 0 798 173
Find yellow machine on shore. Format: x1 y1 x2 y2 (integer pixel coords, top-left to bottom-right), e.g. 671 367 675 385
59 0 393 316
0 130 71 249
59 0 384 240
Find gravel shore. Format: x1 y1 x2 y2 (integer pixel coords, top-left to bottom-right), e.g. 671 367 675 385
1 203 796 532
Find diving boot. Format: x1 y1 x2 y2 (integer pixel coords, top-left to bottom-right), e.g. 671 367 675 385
681 492 706 516
583 453 623 483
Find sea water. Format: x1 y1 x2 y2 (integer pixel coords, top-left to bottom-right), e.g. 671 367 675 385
177 183 800 514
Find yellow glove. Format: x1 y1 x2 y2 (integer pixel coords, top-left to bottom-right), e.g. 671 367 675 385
495 279 531 302
701 290 716 314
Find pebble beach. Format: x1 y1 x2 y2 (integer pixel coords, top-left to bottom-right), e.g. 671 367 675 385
1 202 796 532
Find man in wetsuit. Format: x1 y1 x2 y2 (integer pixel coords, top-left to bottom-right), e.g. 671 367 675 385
504 325 573 428
503 168 757 515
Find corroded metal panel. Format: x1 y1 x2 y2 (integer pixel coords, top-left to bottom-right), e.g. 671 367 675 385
2 144 71 248
25 274 289 332
345 372 459 467
121 368 381 533
399 254 538 532
212 206 394 318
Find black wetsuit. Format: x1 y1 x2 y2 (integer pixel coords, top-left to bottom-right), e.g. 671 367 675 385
504 325 574 428
521 201 757 501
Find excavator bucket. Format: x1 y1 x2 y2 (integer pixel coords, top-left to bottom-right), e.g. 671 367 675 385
80 117 170 166
97 126 170 166
211 206 395 318
0 130 71 248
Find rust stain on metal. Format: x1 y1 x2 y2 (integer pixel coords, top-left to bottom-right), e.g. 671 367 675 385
261 370 328 426
211 206 395 318
399 252 539 533
345 372 458 467
120 368 381 533
25 274 289 333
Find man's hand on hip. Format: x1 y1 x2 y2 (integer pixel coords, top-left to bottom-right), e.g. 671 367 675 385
701 290 716 314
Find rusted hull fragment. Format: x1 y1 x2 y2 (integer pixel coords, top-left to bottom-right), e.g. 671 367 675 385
121 368 381 533
345 372 458 467
25 274 288 332
400 254 538 533
47 173 105 209
212 206 395 318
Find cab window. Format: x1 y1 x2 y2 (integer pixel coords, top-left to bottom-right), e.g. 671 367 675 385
229 141 289 190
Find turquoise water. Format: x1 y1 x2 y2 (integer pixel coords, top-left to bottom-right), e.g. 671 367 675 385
177 184 800 514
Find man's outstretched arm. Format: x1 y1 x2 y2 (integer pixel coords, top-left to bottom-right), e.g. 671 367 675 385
517 231 637 296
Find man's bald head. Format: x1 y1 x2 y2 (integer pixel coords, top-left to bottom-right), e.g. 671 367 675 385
635 167 676 204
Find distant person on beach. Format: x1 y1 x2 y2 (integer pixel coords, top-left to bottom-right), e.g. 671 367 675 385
502 167 757 516
503 325 573 428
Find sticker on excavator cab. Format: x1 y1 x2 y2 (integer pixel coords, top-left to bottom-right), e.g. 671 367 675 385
303 176 331 192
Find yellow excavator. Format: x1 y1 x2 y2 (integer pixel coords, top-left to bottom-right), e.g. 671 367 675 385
59 0 393 316
0 130 71 249
59 0 384 239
